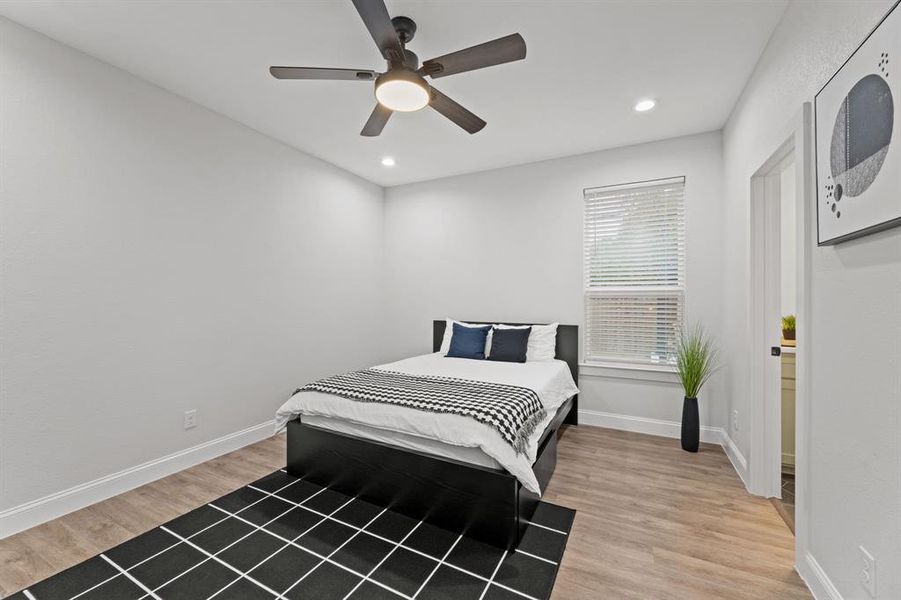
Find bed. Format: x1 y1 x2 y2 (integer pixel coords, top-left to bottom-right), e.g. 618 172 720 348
277 320 579 549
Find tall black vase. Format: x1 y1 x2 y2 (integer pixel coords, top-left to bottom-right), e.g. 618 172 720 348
681 396 699 453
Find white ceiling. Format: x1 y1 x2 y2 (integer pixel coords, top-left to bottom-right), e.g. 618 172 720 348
0 1 786 186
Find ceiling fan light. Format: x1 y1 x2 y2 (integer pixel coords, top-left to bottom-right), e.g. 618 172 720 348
375 70 430 112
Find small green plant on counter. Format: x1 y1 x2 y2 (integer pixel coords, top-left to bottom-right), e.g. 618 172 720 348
782 314 796 340
675 324 719 399
782 315 796 332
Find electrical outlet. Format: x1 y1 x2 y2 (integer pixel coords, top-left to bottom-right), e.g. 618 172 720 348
732 410 739 432
860 546 876 598
184 409 197 430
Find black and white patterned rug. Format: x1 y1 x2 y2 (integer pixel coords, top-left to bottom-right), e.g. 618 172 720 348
9 469 575 600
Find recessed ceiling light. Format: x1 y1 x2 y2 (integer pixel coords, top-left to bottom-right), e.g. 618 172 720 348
381 156 396 167
634 99 656 112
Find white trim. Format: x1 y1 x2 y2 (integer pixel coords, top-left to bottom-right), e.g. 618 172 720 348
0 420 276 539
743 106 816 588
577 409 722 444
721 430 749 487
579 362 680 383
747 105 815 506
797 552 844 600
749 140 792 498
794 102 815 583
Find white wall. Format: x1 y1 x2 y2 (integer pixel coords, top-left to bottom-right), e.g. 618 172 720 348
0 18 385 517
722 1 900 597
7 8 898 596
780 162 797 317
383 132 726 431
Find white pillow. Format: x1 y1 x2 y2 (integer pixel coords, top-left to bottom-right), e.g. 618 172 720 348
440 319 493 355
496 322 558 361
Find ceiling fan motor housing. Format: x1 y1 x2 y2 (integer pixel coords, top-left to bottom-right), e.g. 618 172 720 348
402 49 419 70
391 16 417 44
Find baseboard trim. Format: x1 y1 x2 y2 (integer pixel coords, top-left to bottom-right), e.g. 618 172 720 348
721 430 749 487
797 552 843 600
577 408 722 444
0 420 276 539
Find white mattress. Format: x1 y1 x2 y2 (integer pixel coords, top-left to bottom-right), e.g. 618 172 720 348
276 352 579 494
300 414 504 470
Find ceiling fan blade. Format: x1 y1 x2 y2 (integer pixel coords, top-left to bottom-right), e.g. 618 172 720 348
429 88 486 134
421 33 526 79
361 104 393 136
269 67 378 81
351 0 405 63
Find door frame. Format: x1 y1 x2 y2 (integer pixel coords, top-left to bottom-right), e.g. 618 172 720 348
747 104 813 563
749 146 787 498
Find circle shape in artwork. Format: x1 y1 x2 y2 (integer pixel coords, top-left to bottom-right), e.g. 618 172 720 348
830 73 893 198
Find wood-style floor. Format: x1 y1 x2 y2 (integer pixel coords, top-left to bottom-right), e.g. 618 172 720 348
0 426 811 599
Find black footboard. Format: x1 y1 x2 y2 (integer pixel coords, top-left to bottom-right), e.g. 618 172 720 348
287 397 573 549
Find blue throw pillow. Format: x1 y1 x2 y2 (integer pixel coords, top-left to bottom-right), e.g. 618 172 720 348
488 326 531 363
446 323 491 360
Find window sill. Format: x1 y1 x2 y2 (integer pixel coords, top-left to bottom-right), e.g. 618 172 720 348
579 361 680 384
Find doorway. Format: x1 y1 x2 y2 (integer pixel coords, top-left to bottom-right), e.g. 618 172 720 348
776 159 798 532
750 147 798 532
747 104 813 557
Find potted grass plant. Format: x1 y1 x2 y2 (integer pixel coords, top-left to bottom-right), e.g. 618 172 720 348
676 324 719 453
782 314 796 341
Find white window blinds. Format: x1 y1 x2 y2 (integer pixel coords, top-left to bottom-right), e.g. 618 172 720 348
583 177 686 365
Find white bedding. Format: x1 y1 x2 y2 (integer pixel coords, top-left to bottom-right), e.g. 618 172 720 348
275 352 579 494
300 415 504 470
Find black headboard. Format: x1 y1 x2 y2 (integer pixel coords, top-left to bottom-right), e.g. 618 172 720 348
432 320 579 386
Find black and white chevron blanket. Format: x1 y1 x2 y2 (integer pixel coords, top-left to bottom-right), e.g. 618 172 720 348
293 369 547 456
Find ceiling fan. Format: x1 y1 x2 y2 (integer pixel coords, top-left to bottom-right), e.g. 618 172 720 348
269 0 527 136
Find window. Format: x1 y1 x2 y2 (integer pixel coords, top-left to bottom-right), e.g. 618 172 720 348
583 176 685 366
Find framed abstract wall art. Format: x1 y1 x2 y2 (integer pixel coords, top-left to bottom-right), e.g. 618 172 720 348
815 0 900 245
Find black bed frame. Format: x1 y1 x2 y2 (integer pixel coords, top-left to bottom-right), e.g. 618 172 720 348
286 320 579 549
